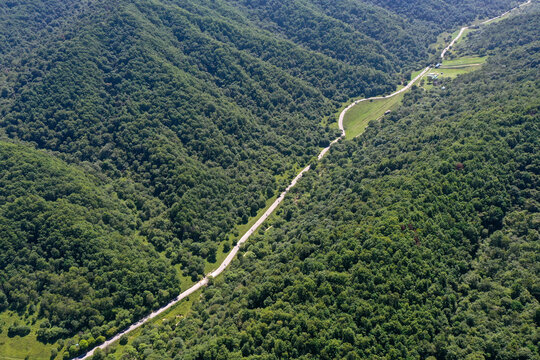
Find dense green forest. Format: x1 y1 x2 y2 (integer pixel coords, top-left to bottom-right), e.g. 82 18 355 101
0 0 534 357
363 0 520 26
113 12 540 360
217 0 520 69
0 141 179 343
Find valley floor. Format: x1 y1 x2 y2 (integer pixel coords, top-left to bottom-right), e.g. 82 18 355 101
78 1 535 359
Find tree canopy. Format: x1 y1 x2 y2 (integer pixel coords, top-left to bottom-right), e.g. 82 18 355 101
116 11 539 360
0 0 535 358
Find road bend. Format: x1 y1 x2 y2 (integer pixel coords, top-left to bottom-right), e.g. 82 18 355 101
75 2 531 358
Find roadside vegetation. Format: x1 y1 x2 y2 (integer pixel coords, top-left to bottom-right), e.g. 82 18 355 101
343 94 405 139
343 50 485 138
343 17 498 134
0 0 534 359
111 10 539 360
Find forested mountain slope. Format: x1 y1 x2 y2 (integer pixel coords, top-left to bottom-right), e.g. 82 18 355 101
364 0 520 25
0 0 530 355
0 0 89 59
216 0 520 70
0 141 179 342
120 12 540 360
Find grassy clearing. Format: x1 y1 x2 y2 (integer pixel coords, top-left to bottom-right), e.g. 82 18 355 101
342 66 423 139
104 174 289 358
0 311 61 360
421 55 486 89
432 32 450 52
175 264 195 289
435 27 476 60
410 69 424 81
436 66 482 78
396 69 425 91
421 65 482 90
0 5 502 358
203 240 230 274
343 42 487 140
343 93 405 140
453 27 473 47
443 56 487 66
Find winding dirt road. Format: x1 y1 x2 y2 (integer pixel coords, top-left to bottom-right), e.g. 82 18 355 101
441 0 531 59
75 2 532 358
482 0 531 24
336 66 430 137
441 26 468 59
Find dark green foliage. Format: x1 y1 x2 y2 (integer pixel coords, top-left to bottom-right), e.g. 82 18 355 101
7 323 31 337
455 9 539 57
1 0 343 280
364 0 520 26
216 0 520 72
119 335 128 346
124 12 539 359
0 0 532 349
0 0 524 286
0 0 89 58
0 141 179 342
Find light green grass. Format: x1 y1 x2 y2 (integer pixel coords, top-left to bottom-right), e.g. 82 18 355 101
343 93 405 140
453 27 473 47
342 66 422 138
0 6 500 357
442 56 487 66
0 311 62 360
436 66 482 78
478 11 513 26
343 45 487 139
175 264 195 289
410 69 424 81
422 68 477 90
421 55 486 90
106 180 287 358
432 32 451 54
482 15 507 25
203 241 229 274
202 191 279 275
